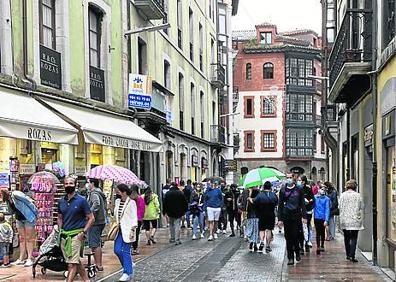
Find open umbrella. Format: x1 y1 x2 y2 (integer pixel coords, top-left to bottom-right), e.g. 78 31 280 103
87 165 146 187
242 167 285 189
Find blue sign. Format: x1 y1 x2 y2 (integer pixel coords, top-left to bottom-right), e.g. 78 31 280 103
0 173 9 189
128 94 152 109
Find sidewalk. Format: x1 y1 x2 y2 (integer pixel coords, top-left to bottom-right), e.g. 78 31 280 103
283 232 392 281
0 227 187 282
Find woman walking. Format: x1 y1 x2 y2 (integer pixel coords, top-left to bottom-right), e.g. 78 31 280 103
313 187 331 255
245 187 260 252
114 184 138 281
250 181 278 253
143 187 160 245
130 185 145 255
325 182 339 240
339 179 364 263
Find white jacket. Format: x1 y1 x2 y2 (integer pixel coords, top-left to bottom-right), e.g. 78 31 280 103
339 190 364 231
114 198 138 243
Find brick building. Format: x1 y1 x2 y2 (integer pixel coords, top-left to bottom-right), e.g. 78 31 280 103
232 23 326 180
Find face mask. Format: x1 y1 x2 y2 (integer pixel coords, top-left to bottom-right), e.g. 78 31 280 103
285 179 293 186
319 189 326 195
65 185 76 194
297 181 302 187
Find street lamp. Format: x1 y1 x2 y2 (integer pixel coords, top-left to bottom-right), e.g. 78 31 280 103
124 23 171 36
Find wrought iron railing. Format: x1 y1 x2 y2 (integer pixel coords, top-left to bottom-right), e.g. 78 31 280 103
210 63 226 87
328 9 373 88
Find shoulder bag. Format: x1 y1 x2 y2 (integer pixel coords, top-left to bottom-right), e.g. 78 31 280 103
108 198 129 240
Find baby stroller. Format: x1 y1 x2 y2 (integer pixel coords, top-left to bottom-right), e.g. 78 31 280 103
32 228 68 278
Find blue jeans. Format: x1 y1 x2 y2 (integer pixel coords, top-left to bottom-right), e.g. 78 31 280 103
192 213 204 236
307 214 313 242
114 232 133 275
329 216 336 239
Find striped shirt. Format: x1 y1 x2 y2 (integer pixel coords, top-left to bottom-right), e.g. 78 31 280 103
118 200 125 221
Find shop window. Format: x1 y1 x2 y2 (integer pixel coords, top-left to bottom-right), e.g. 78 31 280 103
244 130 255 152
246 63 252 80
244 96 254 118
263 63 274 79
261 97 276 117
261 130 277 152
39 0 56 49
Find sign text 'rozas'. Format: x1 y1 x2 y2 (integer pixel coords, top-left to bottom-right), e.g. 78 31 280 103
102 135 152 151
27 127 52 141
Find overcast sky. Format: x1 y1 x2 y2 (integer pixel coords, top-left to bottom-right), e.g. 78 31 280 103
232 0 322 35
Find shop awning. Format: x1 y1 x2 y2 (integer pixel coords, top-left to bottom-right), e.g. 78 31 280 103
42 99 163 152
0 90 78 144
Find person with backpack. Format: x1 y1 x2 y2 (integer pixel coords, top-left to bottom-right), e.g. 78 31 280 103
87 178 107 272
301 175 315 251
324 182 339 241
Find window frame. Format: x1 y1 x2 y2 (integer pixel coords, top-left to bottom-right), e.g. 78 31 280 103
244 96 255 118
164 60 171 89
260 32 272 44
39 0 56 49
244 130 255 152
261 130 277 152
260 96 277 118
88 6 102 68
263 62 274 79
246 63 252 80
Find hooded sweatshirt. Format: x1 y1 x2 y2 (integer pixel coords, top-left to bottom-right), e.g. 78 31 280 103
87 188 106 225
314 194 331 222
203 187 224 209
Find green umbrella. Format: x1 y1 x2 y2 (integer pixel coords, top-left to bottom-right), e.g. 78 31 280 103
242 167 285 189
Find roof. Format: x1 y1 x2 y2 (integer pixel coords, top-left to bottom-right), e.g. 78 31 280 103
232 29 256 41
279 29 319 37
255 22 276 28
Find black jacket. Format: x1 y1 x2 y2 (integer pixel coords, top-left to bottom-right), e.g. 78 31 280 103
303 184 315 212
278 185 307 221
224 189 240 211
163 187 188 218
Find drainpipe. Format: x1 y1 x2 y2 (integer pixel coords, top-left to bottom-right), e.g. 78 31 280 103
22 0 37 90
346 107 351 179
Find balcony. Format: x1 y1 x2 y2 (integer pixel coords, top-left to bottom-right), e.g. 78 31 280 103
134 0 165 20
232 86 239 113
210 125 226 144
328 9 373 104
210 63 226 88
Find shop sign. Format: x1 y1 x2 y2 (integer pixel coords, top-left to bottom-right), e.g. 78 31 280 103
40 45 62 89
128 74 152 109
26 127 52 141
192 155 199 167
0 173 9 189
90 66 105 102
19 164 36 175
364 124 374 147
74 166 86 176
224 160 237 172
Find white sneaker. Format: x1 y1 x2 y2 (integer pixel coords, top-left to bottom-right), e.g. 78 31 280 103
192 234 197 240
208 235 214 241
118 273 131 281
222 230 227 234
24 258 34 267
201 233 205 239
307 241 313 247
214 233 218 239
12 259 25 265
216 229 220 234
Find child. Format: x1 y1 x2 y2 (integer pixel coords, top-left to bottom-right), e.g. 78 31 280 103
313 188 331 255
0 213 13 267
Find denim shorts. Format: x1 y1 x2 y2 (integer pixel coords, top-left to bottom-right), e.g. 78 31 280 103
88 224 105 248
16 220 36 229
0 242 10 256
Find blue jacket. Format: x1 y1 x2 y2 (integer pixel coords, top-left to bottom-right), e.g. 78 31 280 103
203 187 223 209
314 195 331 222
11 191 38 224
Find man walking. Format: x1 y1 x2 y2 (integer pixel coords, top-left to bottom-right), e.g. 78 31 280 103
87 178 106 271
224 184 240 237
184 180 194 228
203 182 224 241
58 176 95 282
163 183 188 245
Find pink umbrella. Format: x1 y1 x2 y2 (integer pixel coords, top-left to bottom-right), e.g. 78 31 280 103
86 165 146 187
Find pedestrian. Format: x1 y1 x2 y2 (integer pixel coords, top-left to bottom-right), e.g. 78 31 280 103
245 187 260 252
87 178 106 272
250 181 278 253
203 181 224 241
0 212 13 268
301 175 315 251
183 180 193 228
2 190 37 267
163 183 188 245
312 181 321 195
142 187 160 245
218 182 228 234
313 187 331 255
278 176 307 265
161 179 172 227
131 185 145 255
113 184 138 281
339 179 364 263
224 184 240 237
325 181 339 241
58 176 95 282
190 183 205 239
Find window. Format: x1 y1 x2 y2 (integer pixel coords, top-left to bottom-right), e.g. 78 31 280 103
200 91 204 138
164 60 170 89
286 128 314 157
286 93 313 121
40 0 56 49
163 0 169 34
138 38 147 74
313 132 317 152
263 63 274 79
244 96 254 118
260 32 272 44
261 131 277 151
286 58 314 86
244 131 255 152
179 73 184 131
261 97 276 117
177 0 182 49
191 83 195 135
199 23 203 71
189 8 193 61
383 0 396 48
89 7 102 68
321 135 326 153
246 63 252 80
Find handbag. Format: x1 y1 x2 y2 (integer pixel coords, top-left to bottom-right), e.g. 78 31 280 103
108 198 129 240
